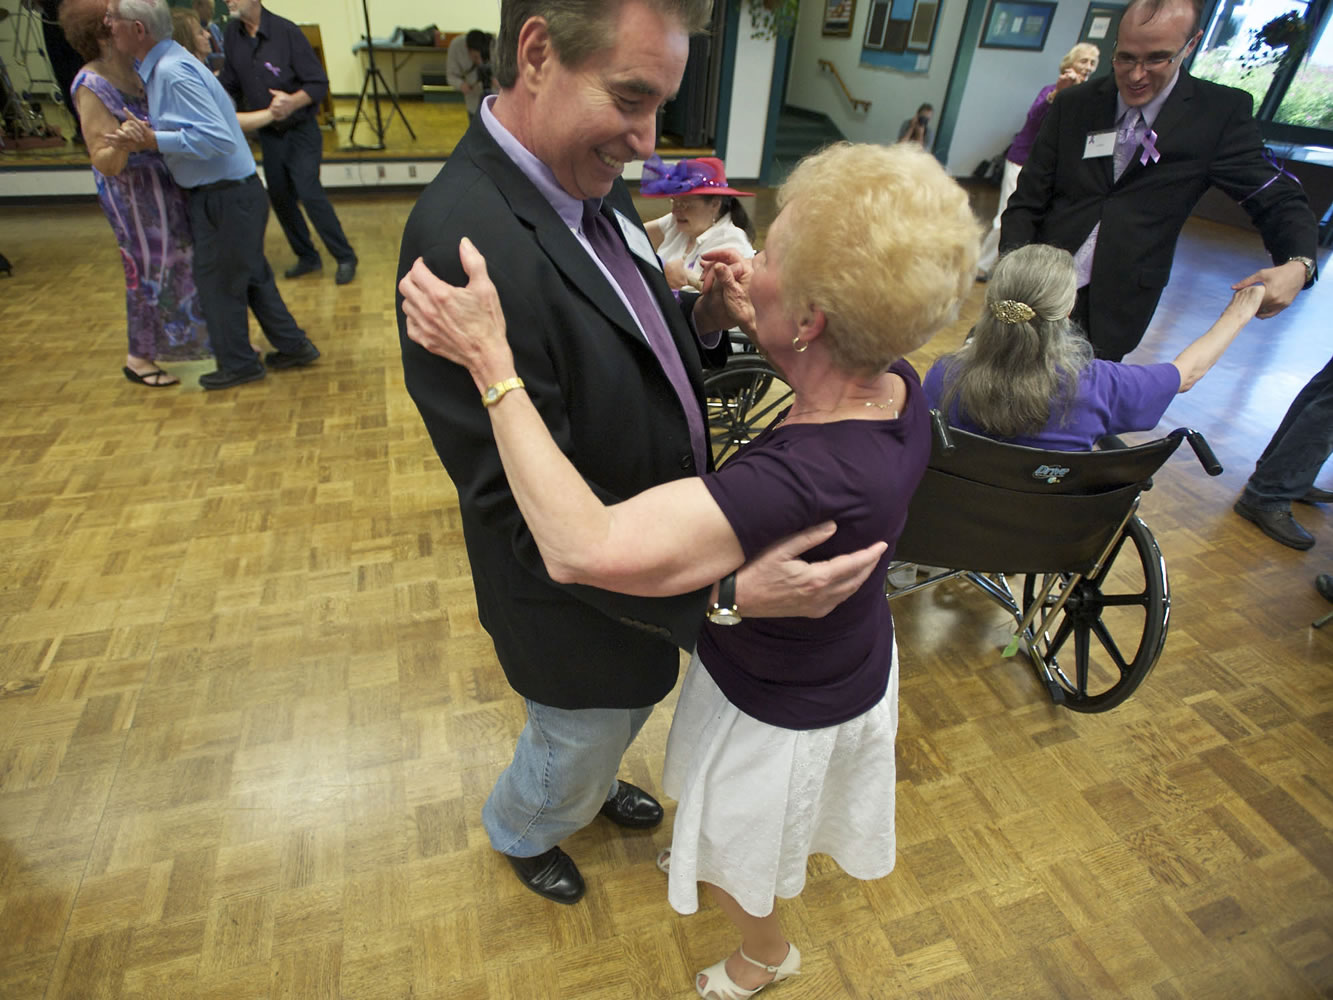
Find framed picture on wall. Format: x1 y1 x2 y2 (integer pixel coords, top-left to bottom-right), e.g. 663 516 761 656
905 0 941 52
823 0 857 36
979 0 1057 50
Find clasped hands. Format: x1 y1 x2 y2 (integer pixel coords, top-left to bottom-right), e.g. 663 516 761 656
105 108 156 152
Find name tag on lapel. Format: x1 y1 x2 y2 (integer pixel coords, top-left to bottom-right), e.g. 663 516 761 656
615 209 663 271
1083 129 1116 159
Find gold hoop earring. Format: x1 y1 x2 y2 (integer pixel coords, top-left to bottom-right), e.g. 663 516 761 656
793 335 809 353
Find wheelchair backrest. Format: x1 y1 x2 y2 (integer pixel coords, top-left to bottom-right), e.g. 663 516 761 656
893 418 1186 575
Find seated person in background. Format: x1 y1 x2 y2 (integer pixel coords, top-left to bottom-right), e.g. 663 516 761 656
400 141 979 1000
641 155 755 291
446 29 495 121
923 244 1264 451
897 102 933 149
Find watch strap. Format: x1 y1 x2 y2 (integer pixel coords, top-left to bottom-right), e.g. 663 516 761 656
482 376 525 407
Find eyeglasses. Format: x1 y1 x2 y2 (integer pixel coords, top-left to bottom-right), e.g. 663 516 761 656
1110 38 1191 71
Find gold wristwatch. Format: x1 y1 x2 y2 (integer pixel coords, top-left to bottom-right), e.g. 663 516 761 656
706 573 741 625
482 377 525 407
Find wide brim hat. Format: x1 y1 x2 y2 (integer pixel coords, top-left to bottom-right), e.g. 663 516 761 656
640 155 755 198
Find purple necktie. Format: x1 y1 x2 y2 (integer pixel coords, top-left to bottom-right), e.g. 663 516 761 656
582 202 707 472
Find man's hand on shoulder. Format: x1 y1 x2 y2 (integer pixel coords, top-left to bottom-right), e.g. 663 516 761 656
1233 259 1309 319
735 522 887 619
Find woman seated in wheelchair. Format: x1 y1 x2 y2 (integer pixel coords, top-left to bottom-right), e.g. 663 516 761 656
399 142 977 1000
923 243 1264 451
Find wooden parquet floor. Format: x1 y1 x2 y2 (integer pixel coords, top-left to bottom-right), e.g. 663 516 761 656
0 186 1330 999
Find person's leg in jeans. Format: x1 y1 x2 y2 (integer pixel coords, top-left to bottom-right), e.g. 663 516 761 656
259 129 320 268
234 180 312 356
1242 356 1333 508
483 700 654 858
188 187 261 373
286 117 355 266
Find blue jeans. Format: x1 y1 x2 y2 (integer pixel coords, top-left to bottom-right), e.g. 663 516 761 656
1242 355 1333 510
482 699 655 858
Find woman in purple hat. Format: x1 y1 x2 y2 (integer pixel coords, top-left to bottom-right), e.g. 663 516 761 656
641 155 756 291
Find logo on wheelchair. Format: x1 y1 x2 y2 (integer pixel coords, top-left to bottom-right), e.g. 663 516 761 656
1032 464 1071 484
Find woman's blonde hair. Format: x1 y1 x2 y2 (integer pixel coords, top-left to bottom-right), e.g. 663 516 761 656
775 142 979 374
1059 42 1100 73
936 243 1093 437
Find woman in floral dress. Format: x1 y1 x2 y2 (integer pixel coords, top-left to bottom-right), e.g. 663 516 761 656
61 0 210 387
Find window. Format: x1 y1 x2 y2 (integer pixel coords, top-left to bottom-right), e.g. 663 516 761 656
1190 0 1333 143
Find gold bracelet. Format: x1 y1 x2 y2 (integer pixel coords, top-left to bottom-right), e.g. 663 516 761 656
482 377 525 407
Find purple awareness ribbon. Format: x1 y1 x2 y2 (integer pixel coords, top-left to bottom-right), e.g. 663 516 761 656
1239 147 1305 204
264 61 280 76
1139 128 1160 166
639 155 728 196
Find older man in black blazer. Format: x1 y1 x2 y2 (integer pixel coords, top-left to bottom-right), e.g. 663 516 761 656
1002 0 1317 362
396 0 880 905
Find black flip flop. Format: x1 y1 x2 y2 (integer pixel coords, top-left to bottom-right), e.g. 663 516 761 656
122 366 179 388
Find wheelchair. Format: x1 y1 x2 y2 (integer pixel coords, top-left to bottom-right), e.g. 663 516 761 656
701 356 1222 714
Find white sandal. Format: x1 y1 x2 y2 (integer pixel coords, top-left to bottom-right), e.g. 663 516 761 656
656 848 671 874
695 943 801 999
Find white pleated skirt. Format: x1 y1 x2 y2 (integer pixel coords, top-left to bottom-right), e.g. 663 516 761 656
661 642 900 917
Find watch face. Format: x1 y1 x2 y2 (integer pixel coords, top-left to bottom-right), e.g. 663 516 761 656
484 387 500 404
708 608 742 625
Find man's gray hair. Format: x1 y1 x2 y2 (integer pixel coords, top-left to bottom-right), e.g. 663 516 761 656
118 0 173 42
493 0 712 89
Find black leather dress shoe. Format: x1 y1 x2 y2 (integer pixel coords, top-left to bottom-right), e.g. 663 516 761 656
199 364 266 390
335 258 357 285
1234 499 1315 550
264 341 321 370
1317 574 1333 603
598 780 663 829
1298 486 1333 504
284 258 322 279
503 847 585 904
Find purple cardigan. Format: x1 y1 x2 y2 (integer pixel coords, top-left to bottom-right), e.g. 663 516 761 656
1007 84 1058 166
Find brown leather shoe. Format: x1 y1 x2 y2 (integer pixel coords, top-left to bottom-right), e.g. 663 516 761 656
503 846 585 904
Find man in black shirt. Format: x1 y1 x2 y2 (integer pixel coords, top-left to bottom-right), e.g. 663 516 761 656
220 0 358 284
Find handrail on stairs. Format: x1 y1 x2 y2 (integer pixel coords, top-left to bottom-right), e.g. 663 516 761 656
817 59 871 113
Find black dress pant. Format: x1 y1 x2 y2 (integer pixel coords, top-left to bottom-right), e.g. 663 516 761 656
1072 284 1130 363
258 115 355 266
187 175 309 373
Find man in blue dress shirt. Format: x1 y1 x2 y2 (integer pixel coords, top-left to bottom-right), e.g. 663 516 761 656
105 0 320 390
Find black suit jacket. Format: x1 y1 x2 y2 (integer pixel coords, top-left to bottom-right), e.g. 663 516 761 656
397 121 721 710
1002 71 1317 359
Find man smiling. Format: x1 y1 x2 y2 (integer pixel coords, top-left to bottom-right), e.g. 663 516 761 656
396 0 884 905
1001 0 1317 361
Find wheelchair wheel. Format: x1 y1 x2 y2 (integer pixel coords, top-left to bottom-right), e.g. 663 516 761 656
1021 515 1168 712
703 357 794 467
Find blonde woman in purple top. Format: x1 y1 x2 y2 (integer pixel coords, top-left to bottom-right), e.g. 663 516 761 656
401 142 979 1000
925 244 1264 450
976 43 1100 280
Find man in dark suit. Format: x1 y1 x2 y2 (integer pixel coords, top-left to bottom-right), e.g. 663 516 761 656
1002 0 1317 362
396 0 880 905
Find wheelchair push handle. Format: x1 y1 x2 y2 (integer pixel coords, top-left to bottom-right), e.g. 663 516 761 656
930 409 955 454
1185 430 1222 476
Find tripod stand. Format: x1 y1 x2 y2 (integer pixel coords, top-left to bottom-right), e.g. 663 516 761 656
347 0 415 150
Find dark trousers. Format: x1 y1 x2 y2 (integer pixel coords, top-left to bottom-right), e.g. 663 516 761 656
1072 284 1129 363
1242 354 1333 509
187 175 308 373
258 116 355 265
